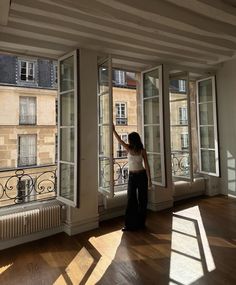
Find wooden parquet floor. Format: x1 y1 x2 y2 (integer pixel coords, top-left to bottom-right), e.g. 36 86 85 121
0 195 236 285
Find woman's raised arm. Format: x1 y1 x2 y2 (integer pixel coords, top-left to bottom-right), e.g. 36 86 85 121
113 124 129 151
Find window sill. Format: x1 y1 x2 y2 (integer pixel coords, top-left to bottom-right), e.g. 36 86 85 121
103 189 127 210
0 198 62 216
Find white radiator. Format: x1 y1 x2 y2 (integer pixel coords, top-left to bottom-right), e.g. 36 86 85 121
0 205 61 240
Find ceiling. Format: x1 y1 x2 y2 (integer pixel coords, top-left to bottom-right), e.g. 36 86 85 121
1 0 236 72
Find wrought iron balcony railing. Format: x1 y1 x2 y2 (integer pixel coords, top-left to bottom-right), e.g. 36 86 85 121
0 165 57 208
171 151 190 177
116 117 128 125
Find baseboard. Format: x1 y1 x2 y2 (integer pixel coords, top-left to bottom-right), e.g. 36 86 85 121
63 216 99 236
0 226 63 250
174 191 205 202
147 199 173 211
99 206 125 221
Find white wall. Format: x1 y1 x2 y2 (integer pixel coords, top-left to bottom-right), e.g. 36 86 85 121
217 58 236 197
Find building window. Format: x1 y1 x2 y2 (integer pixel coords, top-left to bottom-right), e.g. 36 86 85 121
114 70 126 86
19 60 35 82
179 107 188 125
115 102 127 125
18 135 37 167
181 133 189 150
179 79 186 92
19 97 36 125
117 134 128 157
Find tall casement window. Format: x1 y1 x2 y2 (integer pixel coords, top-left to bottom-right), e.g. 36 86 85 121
115 102 127 125
18 135 37 167
142 66 165 186
19 60 35 82
19 97 36 125
197 76 219 176
98 57 114 197
169 73 192 180
58 50 79 207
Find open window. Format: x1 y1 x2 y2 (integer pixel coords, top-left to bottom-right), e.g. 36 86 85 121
196 76 220 176
57 50 79 207
142 66 166 186
98 57 114 197
169 72 193 181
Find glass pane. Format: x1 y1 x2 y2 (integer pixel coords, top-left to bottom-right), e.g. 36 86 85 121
99 94 109 124
60 91 74 126
60 128 74 162
147 153 162 183
199 102 214 125
200 126 215 148
144 98 159 124
99 63 109 94
144 126 160 153
60 56 74 92
201 150 216 173
60 163 74 201
198 79 212 103
99 126 110 156
99 158 110 188
143 69 159 98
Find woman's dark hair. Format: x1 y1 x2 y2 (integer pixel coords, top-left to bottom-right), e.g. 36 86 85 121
128 132 144 153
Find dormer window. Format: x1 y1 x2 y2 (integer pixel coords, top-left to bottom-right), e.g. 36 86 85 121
19 59 36 82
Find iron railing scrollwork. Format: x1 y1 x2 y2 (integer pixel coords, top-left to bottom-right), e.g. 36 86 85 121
171 152 190 177
0 165 57 208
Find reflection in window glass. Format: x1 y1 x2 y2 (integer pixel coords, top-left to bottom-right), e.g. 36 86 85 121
60 56 74 92
60 128 74 162
60 164 74 201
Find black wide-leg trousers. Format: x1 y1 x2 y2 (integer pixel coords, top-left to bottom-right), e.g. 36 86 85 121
125 170 148 229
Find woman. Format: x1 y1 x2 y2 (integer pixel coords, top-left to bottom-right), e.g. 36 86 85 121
113 125 152 231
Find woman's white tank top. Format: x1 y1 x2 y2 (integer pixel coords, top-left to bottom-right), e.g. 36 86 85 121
128 152 144 171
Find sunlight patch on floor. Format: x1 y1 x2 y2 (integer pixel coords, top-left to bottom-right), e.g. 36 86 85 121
170 251 203 285
169 205 215 285
86 229 123 284
53 247 94 285
0 263 12 275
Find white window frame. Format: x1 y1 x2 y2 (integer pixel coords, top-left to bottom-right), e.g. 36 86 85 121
142 65 166 187
57 50 79 207
115 102 127 125
196 76 219 176
98 57 114 197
